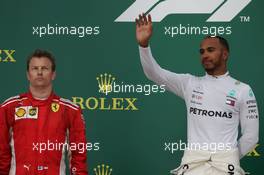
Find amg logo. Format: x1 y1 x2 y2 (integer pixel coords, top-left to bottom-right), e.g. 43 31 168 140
190 107 232 118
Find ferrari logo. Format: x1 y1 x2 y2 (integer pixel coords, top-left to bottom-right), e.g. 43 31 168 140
51 102 60 112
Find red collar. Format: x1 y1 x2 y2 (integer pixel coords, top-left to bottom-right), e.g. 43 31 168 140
26 91 55 106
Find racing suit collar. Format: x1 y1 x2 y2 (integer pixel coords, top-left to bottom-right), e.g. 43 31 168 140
27 91 55 106
205 71 229 80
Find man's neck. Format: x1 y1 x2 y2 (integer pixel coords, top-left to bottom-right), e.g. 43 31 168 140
206 68 227 77
29 85 52 100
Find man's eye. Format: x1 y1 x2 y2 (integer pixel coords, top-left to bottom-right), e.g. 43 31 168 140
42 67 50 70
199 49 204 54
207 47 215 52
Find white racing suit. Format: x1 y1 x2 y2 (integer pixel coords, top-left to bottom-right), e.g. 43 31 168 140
139 46 259 175
170 149 245 175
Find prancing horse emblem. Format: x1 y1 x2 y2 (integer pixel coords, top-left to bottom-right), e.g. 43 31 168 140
51 102 60 112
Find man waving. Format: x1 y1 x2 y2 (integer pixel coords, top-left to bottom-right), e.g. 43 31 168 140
136 14 259 175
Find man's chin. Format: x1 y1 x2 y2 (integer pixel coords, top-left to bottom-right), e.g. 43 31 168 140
203 66 215 73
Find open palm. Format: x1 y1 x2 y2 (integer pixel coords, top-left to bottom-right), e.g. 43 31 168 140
136 14 152 47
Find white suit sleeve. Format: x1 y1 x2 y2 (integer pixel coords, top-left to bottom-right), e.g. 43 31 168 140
139 46 192 99
238 85 259 159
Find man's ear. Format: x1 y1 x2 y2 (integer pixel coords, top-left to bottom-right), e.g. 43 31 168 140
223 50 229 61
52 71 56 81
26 71 30 81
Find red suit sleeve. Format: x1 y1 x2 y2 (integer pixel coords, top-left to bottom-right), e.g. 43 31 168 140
68 108 88 175
0 106 11 175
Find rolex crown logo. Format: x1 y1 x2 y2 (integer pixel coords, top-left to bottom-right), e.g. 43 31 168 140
97 73 115 95
94 164 112 175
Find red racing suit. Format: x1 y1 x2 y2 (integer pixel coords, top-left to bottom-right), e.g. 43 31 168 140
0 92 88 175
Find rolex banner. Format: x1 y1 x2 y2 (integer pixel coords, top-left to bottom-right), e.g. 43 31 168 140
0 0 263 174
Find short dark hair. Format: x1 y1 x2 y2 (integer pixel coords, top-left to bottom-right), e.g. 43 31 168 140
204 36 230 52
27 49 56 71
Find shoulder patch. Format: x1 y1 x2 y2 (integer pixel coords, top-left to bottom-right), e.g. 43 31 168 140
3 95 20 103
235 81 240 85
1 95 22 106
59 98 79 110
248 88 254 97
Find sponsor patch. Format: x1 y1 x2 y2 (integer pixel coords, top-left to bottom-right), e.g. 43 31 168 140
226 99 235 106
51 102 60 112
246 100 256 105
15 106 38 120
249 89 254 97
189 107 232 118
29 107 37 116
235 81 240 85
246 115 258 119
27 106 38 119
15 107 26 118
228 89 236 97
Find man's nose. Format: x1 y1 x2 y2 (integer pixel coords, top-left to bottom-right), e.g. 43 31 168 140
201 51 209 60
37 68 43 75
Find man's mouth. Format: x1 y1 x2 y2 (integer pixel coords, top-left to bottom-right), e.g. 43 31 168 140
36 78 44 81
202 60 212 65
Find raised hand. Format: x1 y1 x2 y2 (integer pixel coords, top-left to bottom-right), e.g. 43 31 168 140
136 14 152 48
